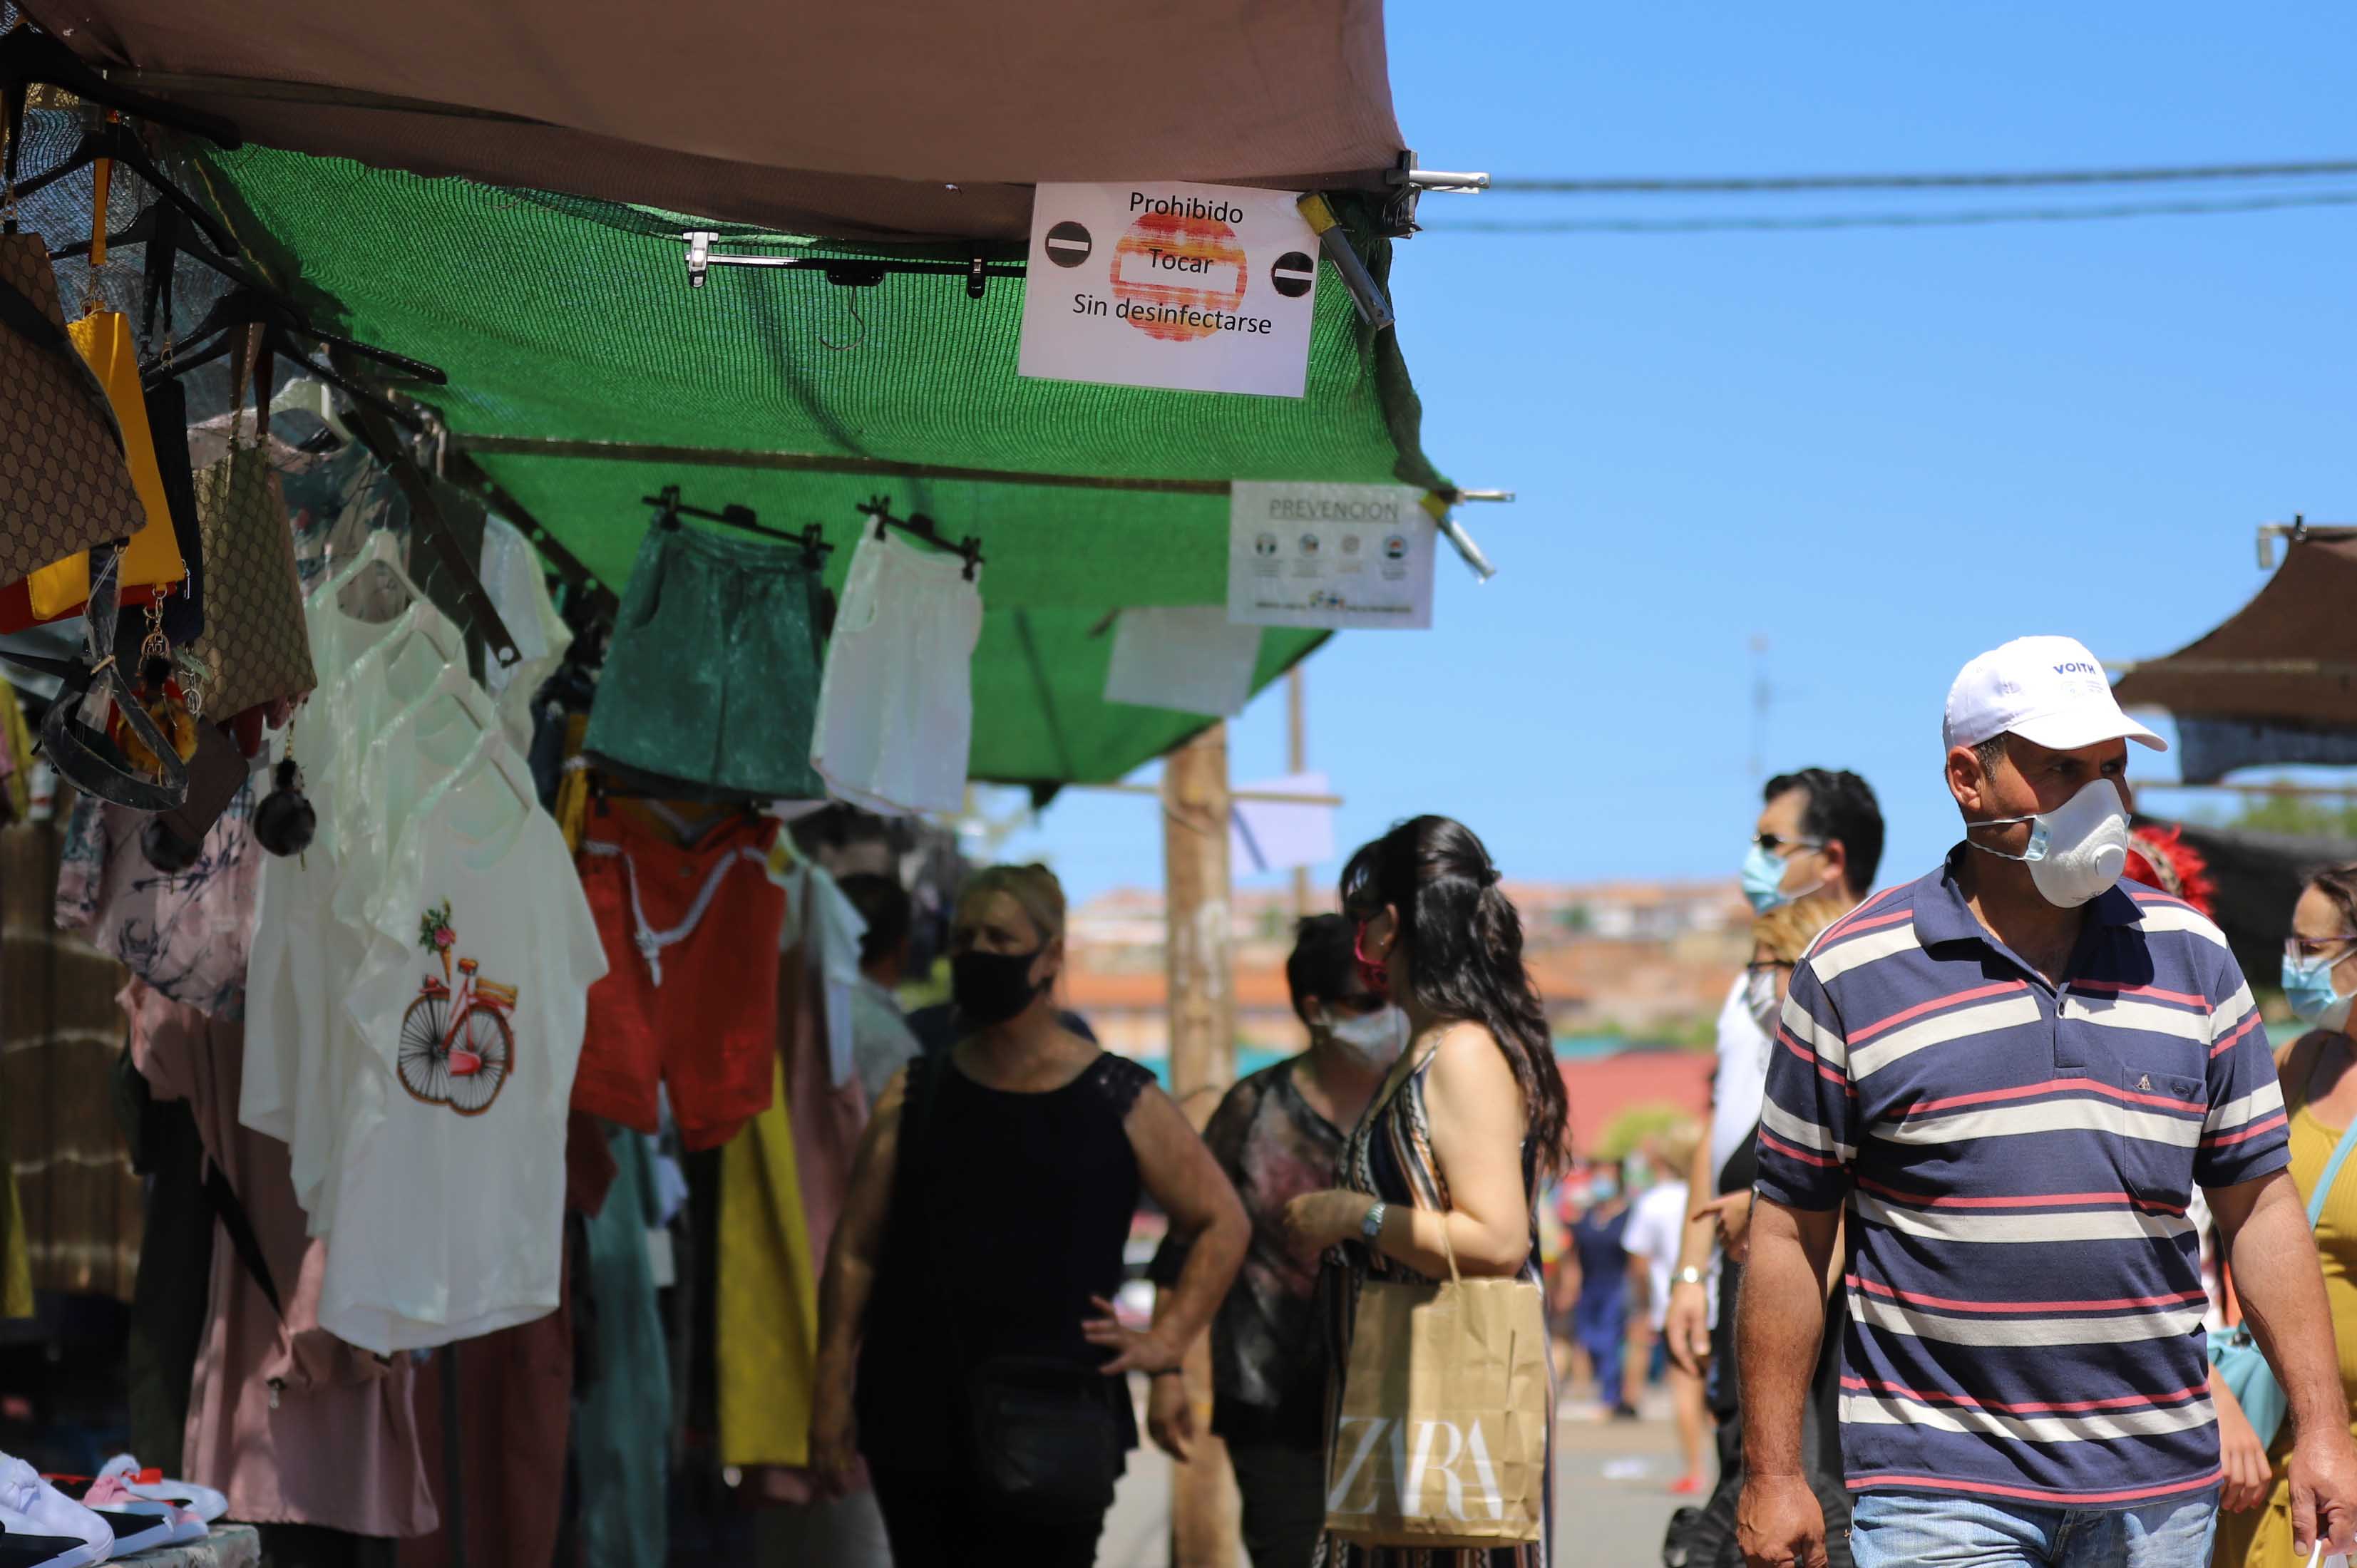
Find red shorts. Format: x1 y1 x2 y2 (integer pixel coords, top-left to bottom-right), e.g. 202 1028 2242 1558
572 805 784 1149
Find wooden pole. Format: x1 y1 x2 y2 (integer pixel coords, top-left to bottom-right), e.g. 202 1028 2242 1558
1288 666 1313 919
1163 723 1241 1567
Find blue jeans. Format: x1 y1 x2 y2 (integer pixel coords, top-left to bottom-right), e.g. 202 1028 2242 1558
1849 1487 2221 1567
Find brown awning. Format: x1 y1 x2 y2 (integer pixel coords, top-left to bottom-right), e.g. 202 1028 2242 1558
18 0 1407 242
2112 527 2357 728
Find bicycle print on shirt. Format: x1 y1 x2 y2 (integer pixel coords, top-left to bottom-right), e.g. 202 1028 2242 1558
396 898 518 1115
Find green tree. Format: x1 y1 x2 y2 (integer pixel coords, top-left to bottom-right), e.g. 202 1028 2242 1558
1593 1102 1695 1163
2219 787 2357 840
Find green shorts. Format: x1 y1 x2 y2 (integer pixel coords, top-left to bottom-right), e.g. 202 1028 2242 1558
582 522 826 800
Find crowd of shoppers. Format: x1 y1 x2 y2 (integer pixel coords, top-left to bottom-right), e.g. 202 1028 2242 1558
801 631 2357 1568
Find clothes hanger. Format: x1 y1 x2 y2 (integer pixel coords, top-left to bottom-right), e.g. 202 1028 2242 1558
146 287 442 430
268 376 354 451
643 485 834 567
8 109 242 258
854 495 984 581
45 182 250 285
379 660 495 746
318 527 420 613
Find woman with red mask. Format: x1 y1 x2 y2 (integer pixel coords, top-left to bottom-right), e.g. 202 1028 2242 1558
1283 815 1570 1567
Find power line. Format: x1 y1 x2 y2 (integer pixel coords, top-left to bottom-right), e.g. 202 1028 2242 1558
1425 188 2357 234
1487 159 2357 195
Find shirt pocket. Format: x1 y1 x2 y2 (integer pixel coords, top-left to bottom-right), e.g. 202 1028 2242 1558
2115 1056 2205 1210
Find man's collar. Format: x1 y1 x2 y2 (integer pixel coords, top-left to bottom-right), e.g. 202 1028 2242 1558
1916 844 2145 949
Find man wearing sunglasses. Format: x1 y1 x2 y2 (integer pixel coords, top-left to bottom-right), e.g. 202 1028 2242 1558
1670 770 1885 1373
1665 770 1882 1561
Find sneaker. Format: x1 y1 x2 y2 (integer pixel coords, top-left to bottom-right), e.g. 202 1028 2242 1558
0 1521 110 1568
89 1455 227 1525
0 1458 110 1567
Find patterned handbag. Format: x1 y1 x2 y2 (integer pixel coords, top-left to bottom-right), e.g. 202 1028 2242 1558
0 229 145 584
185 408 318 718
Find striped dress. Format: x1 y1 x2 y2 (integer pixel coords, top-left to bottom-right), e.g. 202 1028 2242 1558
1318 1048 1554 1568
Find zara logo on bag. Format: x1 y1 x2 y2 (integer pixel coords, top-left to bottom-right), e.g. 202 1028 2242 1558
1325 1415 1508 1522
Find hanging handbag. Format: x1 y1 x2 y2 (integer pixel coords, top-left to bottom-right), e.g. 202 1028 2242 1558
2208 1048 2357 1450
0 229 145 585
1323 1053 1551 1551
16 306 188 620
895 1054 1126 1522
5 544 190 812
183 361 318 719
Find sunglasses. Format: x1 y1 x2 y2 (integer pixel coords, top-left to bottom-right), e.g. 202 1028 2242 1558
1752 833 1825 856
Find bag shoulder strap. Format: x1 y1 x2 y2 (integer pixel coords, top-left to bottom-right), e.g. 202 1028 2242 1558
2280 1033 2357 1231
0 266 127 454
2309 1105 2357 1232
202 1159 284 1321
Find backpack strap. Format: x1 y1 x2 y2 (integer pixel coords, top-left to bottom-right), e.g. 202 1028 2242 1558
0 262 127 454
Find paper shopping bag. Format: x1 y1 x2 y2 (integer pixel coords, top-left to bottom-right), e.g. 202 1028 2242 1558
1323 1272 1550 1550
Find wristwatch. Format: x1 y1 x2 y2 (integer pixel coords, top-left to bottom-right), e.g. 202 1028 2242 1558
1672 1265 1708 1289
1361 1201 1388 1245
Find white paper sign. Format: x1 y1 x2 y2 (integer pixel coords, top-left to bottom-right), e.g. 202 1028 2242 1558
1018 181 1320 398
1227 482 1433 630
1231 773 1335 876
1103 607 1265 718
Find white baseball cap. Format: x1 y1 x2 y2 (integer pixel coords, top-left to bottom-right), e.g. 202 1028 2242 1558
1943 635 2167 754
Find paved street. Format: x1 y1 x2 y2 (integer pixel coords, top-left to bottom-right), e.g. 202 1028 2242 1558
1104 1392 1700 1567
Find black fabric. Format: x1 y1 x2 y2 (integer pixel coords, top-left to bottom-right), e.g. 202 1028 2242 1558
141 374 203 643
120 1064 213 1475
2136 814 2357 989
1683 1121 1851 1568
1228 1440 1328 1568
202 1159 283 1319
858 1051 1150 1475
1147 1059 1343 1450
252 1522 399 1568
905 1000 1097 1054
868 1463 1104 1568
1706 1130 1759 1421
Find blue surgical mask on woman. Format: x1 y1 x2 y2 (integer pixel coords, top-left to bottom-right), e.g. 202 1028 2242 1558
2282 949 2356 1032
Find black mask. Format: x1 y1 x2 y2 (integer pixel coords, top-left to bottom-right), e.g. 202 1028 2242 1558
952 947 1046 1028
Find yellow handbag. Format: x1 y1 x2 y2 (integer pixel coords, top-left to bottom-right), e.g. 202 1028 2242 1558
21 308 185 619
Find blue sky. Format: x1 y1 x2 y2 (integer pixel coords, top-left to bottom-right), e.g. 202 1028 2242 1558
1000 4 2357 904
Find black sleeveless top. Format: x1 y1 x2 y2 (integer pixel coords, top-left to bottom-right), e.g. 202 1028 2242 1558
856 1050 1156 1473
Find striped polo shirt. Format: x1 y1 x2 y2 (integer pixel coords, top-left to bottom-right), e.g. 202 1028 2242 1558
1754 850 2289 1508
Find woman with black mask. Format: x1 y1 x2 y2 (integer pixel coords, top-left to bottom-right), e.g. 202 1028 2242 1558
1283 816 1568 1568
809 862 1248 1567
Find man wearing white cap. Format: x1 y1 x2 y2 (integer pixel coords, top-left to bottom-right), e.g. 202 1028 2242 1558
1737 636 2357 1568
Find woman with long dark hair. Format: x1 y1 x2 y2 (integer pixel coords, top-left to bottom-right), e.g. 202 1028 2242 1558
1283 815 1566 1567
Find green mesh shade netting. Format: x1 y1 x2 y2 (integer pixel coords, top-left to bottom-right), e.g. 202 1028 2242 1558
193 148 1449 784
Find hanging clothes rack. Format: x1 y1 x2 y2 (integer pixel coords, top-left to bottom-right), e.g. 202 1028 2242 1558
643 485 831 569
854 495 983 580
679 232 1021 299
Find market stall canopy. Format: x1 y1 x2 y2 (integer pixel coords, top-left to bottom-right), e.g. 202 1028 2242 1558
2134 814 2356 987
2113 527 2357 733
19 0 1407 241
180 143 1449 786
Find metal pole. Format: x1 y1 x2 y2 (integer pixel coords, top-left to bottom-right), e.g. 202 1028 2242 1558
1163 725 1241 1567
1288 668 1312 919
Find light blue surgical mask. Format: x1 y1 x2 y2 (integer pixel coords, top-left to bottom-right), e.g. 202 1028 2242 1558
1742 841 1822 914
2283 950 2356 1032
